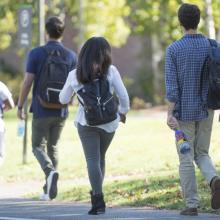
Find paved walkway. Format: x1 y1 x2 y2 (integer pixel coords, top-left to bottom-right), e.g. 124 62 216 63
0 198 219 220
0 177 220 219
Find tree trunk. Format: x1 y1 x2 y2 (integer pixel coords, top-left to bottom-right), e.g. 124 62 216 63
205 0 216 39
151 34 163 104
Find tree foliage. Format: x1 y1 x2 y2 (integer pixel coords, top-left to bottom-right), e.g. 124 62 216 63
125 0 220 104
65 0 130 47
0 0 18 49
2 0 220 104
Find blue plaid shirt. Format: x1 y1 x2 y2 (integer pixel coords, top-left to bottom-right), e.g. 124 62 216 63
165 34 210 121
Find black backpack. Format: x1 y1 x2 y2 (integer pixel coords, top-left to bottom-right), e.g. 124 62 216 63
37 46 70 109
201 39 220 110
77 77 118 126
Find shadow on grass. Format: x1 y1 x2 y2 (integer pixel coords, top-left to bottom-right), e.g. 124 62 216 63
59 168 220 214
105 175 183 209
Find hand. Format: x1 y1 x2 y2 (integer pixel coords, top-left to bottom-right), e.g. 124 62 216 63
167 114 179 130
119 113 126 123
17 108 25 120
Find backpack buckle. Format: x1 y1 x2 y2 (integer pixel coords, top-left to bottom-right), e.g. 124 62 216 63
97 97 101 105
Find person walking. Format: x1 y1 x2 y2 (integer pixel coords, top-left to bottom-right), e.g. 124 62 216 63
0 81 14 166
59 37 130 215
17 16 77 200
165 3 220 216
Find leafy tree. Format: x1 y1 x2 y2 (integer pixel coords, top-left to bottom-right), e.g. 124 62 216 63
126 0 220 104
0 0 19 49
126 0 182 103
65 0 131 47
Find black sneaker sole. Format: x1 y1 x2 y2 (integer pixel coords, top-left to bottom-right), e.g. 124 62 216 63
88 208 105 215
49 172 59 200
180 212 198 216
180 208 198 216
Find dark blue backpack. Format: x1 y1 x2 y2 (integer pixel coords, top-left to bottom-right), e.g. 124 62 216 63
77 77 118 126
201 39 220 110
37 46 70 109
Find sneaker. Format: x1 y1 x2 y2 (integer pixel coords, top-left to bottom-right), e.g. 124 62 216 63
39 193 50 201
180 208 198 216
39 183 50 201
211 176 220 209
47 171 59 200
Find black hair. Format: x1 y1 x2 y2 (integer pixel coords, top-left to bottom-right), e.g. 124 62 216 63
178 3 200 30
45 16 65 39
76 37 112 84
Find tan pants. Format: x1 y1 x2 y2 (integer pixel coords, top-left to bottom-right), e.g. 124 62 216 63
177 110 218 208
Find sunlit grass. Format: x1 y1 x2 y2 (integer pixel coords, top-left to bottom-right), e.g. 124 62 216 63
2 107 220 212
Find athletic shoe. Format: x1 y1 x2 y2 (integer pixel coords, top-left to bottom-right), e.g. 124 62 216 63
180 208 198 216
39 193 50 201
211 176 220 209
47 170 59 200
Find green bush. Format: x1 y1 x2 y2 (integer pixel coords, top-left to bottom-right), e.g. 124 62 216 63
131 97 148 110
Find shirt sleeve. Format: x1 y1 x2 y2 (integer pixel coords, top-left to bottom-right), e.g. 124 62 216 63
110 66 130 114
165 47 179 103
26 50 38 75
70 52 77 71
0 82 12 101
59 70 75 104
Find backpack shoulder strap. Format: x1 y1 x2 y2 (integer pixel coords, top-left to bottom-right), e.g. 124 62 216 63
42 45 68 58
77 95 84 106
42 45 54 55
208 38 218 48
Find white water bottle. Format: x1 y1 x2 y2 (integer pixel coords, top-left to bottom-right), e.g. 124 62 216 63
17 120 25 137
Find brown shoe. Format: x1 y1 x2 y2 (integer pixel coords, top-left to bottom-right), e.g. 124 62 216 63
180 208 198 216
211 176 220 209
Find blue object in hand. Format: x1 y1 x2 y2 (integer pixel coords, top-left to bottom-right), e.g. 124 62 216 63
175 129 190 154
17 120 25 137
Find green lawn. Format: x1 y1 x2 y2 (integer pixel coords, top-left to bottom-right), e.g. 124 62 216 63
2 107 220 212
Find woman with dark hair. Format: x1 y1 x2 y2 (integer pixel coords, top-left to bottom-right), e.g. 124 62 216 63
59 37 130 215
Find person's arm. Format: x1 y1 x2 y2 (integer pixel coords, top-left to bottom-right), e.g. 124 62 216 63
70 52 77 71
111 66 130 123
3 96 14 111
167 101 179 130
165 47 179 130
59 70 75 104
0 83 14 111
17 73 35 120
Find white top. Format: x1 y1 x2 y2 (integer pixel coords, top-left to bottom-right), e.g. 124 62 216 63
0 81 13 114
0 81 13 132
59 65 130 133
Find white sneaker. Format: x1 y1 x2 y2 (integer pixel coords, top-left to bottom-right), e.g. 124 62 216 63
47 171 59 200
39 193 50 201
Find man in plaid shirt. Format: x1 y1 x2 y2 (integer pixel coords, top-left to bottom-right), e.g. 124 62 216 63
165 3 220 216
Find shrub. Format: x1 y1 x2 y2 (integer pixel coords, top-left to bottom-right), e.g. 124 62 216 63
131 97 152 110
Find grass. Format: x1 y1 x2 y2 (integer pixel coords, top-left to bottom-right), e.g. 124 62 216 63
2 107 220 212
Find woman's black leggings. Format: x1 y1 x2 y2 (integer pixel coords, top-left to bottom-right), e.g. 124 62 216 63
77 124 115 194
